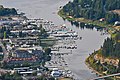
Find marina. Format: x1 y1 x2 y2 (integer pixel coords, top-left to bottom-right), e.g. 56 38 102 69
1 0 110 79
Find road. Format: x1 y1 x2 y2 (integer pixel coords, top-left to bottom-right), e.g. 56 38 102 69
91 73 120 80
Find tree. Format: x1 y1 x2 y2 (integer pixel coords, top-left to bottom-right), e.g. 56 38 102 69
48 77 55 80
37 76 47 80
13 72 23 80
4 31 6 39
0 7 17 16
39 24 42 30
44 48 51 55
62 0 120 23
0 46 3 52
0 72 23 80
115 32 120 41
19 31 23 37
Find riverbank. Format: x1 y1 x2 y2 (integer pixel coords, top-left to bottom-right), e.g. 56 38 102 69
58 9 113 28
1 0 111 79
85 50 104 75
58 9 112 79
58 9 120 80
85 50 120 80
85 50 111 80
85 60 103 76
58 9 119 39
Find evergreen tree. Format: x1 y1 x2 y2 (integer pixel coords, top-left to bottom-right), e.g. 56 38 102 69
62 0 120 23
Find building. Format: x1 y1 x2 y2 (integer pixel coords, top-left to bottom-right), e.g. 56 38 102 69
7 47 44 65
114 21 120 26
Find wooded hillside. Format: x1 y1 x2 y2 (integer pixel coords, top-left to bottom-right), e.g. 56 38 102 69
62 0 120 23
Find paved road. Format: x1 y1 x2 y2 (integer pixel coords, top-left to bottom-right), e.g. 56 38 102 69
91 73 120 80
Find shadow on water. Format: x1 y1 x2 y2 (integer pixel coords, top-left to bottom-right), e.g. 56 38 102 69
63 18 108 32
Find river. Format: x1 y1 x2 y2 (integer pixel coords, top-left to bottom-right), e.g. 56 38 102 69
0 0 110 80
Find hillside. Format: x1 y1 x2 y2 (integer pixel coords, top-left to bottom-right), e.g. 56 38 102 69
62 0 120 24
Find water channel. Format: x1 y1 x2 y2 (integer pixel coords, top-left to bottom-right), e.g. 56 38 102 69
1 0 110 79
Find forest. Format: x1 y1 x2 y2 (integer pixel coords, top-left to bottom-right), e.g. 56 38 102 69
102 33 120 58
62 0 120 23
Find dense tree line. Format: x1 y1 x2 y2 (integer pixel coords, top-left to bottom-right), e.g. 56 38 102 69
115 32 120 41
62 0 120 23
0 72 23 80
0 6 17 16
102 34 120 58
105 0 120 11
0 26 11 39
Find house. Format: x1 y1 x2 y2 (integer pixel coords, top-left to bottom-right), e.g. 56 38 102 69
114 21 120 26
99 18 105 22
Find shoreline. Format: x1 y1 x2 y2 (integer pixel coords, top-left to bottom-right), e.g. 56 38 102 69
58 10 114 30
85 59 103 77
85 54 120 80
58 9 106 78
0 0 113 79
58 9 117 79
